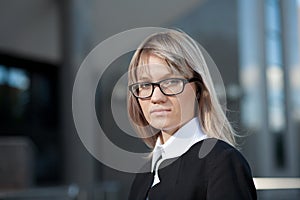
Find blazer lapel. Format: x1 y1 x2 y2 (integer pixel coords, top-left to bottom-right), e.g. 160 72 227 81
130 171 154 200
148 157 182 199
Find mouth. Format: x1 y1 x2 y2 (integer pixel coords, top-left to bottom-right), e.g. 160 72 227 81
150 108 171 115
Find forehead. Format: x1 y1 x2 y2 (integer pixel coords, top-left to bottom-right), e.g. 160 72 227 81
135 54 181 80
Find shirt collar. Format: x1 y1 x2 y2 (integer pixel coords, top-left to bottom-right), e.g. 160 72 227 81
151 117 207 172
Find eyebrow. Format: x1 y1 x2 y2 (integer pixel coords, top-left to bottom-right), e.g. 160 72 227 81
137 73 182 82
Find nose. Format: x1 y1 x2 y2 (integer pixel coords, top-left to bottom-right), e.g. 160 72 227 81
151 86 167 103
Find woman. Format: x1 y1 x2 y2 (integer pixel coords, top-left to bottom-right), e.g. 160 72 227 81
127 29 257 199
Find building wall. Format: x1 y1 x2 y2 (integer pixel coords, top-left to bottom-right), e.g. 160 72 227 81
0 0 60 62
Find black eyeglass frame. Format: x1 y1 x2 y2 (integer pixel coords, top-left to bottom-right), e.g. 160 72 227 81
128 77 200 99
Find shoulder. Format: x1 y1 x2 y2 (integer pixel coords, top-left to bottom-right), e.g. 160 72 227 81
189 138 245 158
185 139 257 199
184 138 251 171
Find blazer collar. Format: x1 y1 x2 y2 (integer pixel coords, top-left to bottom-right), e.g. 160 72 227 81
151 117 207 172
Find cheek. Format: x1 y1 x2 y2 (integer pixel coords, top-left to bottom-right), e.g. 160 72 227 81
138 100 150 120
175 98 190 114
178 88 197 114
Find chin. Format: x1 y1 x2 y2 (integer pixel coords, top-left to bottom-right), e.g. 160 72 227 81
151 121 179 132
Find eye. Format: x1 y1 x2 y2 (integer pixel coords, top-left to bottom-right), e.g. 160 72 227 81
139 83 152 89
162 79 181 87
130 82 153 98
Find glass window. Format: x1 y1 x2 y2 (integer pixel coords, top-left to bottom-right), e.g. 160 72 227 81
0 55 61 185
265 0 286 133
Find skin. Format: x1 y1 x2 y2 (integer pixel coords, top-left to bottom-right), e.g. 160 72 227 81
137 55 197 144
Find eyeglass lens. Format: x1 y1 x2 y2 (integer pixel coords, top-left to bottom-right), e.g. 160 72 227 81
131 78 186 98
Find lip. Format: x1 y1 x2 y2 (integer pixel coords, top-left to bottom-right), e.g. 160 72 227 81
150 108 171 114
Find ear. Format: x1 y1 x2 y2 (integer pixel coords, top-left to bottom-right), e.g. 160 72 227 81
196 92 201 100
196 86 202 100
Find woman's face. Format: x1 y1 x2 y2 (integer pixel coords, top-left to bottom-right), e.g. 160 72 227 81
137 55 197 135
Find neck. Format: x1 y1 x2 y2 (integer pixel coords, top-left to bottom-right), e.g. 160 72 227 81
158 117 197 144
159 128 179 144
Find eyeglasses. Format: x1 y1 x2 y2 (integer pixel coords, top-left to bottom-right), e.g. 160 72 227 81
129 78 199 99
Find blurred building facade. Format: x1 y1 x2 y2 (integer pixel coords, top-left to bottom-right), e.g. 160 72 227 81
170 0 300 178
0 0 299 199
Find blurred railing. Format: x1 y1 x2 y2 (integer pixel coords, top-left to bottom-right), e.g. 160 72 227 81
0 185 79 200
0 181 121 200
0 178 299 200
254 177 300 190
254 177 300 200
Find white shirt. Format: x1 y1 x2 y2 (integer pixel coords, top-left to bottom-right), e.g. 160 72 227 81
151 117 207 187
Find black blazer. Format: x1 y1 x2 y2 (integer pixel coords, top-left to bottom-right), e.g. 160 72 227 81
128 139 257 200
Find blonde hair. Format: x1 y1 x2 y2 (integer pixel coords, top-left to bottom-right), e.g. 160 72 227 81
127 29 236 148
